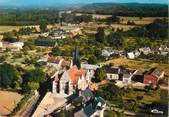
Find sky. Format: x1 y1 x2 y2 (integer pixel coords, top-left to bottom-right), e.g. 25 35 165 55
0 0 168 7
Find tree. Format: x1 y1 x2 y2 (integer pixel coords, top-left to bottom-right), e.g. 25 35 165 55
39 21 47 33
146 19 168 39
93 68 107 82
3 32 19 43
27 82 40 90
23 68 46 91
51 46 62 56
96 82 123 108
88 55 98 64
106 15 120 24
95 27 105 43
108 32 123 48
0 63 21 89
111 15 120 23
94 49 102 58
0 56 6 63
127 20 135 25
24 68 46 83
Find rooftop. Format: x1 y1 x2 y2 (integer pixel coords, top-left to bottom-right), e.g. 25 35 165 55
32 92 66 117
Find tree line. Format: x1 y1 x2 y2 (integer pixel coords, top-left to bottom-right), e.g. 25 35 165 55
0 10 93 26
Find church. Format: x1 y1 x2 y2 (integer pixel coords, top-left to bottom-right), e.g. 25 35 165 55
52 46 97 97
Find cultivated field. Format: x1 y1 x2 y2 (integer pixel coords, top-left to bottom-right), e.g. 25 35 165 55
111 24 135 31
119 16 168 25
75 13 112 19
0 26 22 33
0 25 53 33
0 91 23 116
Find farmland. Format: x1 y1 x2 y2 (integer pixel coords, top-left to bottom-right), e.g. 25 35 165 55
119 16 168 25
0 26 22 33
0 91 23 116
0 25 54 33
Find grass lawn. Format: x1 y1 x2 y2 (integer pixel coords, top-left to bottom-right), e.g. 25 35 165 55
0 91 23 116
123 90 161 104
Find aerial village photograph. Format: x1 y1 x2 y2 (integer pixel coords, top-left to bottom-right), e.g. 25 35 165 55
0 0 168 117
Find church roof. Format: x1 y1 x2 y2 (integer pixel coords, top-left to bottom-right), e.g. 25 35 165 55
68 66 86 86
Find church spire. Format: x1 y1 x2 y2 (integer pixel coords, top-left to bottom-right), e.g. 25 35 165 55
73 46 81 69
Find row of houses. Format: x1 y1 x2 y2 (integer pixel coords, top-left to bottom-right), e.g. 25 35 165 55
39 52 165 89
102 46 169 60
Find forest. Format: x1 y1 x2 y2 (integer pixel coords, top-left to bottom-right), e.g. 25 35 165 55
76 3 168 17
0 3 168 26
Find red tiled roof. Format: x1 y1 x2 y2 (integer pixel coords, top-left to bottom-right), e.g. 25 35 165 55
47 57 60 64
89 83 98 91
151 68 163 78
62 60 71 67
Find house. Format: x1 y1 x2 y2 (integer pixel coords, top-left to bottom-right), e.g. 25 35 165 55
81 64 100 78
40 32 49 37
104 66 137 82
139 47 152 55
0 41 24 51
102 50 111 57
50 89 106 117
122 69 137 83
127 52 135 59
37 53 50 62
74 95 106 117
60 26 82 37
102 49 119 58
134 50 141 57
0 42 3 48
104 67 120 80
48 30 67 39
144 68 164 87
158 46 169 56
11 42 24 50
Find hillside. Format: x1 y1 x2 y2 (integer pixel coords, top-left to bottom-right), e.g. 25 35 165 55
76 3 168 17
